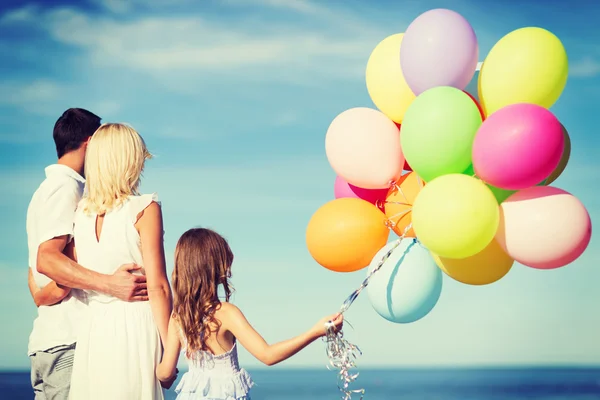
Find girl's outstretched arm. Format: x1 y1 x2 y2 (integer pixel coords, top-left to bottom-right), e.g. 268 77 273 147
137 201 172 348
157 315 181 387
221 303 343 366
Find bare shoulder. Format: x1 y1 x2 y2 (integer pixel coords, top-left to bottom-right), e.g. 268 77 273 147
140 201 162 217
136 201 162 227
216 302 245 322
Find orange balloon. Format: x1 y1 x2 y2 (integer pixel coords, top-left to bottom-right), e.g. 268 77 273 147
544 124 571 185
383 172 424 237
306 198 390 273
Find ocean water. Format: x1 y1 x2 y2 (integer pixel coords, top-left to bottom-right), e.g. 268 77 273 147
1 368 599 399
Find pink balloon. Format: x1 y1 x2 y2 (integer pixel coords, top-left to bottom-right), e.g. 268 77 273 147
326 107 404 189
334 176 388 206
472 103 564 190
496 186 592 270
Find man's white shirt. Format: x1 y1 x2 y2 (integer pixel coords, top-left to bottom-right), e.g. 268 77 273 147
26 164 87 356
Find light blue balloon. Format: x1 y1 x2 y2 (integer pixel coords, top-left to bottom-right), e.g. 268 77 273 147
366 239 442 324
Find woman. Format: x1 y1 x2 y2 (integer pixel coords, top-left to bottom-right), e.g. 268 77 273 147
68 123 172 400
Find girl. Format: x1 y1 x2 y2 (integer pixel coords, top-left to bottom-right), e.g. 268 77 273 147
156 228 343 399
69 123 172 399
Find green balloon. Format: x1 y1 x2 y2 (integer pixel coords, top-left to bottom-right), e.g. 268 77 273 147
461 164 546 204
401 87 482 183
488 180 545 204
461 164 515 204
487 185 516 204
462 164 475 176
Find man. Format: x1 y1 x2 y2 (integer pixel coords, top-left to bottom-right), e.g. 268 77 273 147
26 108 149 399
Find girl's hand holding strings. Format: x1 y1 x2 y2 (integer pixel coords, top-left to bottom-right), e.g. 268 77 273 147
311 313 344 338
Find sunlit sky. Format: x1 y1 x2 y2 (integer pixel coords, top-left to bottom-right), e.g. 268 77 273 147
0 0 599 370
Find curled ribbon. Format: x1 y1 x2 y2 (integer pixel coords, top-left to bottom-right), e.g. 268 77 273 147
324 223 414 399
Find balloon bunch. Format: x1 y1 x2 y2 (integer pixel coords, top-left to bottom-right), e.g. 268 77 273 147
306 8 592 399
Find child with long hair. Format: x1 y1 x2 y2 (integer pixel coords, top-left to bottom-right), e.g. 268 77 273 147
156 228 343 399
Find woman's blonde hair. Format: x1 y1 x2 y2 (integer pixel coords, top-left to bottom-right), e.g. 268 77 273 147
81 123 152 215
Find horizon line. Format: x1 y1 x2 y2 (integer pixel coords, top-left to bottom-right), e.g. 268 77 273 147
2 364 600 373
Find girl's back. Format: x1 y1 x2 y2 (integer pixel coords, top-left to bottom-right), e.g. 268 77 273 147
174 303 254 399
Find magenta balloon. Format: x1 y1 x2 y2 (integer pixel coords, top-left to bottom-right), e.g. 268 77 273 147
472 104 564 190
334 176 388 206
400 9 479 95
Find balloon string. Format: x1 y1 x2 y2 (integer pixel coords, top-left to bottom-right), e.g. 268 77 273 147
416 174 424 188
384 201 411 206
392 183 409 203
385 208 412 226
324 223 413 399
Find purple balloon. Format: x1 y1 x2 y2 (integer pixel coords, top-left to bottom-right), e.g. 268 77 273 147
334 176 388 206
400 9 479 95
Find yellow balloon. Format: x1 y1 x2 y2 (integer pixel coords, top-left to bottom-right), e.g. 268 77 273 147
366 33 416 124
432 238 514 286
412 174 499 259
478 27 568 116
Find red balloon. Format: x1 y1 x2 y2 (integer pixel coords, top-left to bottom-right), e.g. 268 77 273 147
463 91 485 121
396 123 413 171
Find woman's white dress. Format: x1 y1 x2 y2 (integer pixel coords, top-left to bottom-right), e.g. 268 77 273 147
68 194 164 400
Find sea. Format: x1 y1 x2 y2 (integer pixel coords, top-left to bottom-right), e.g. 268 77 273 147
1 367 599 399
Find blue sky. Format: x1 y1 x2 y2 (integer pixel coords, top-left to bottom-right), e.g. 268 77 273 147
0 0 599 371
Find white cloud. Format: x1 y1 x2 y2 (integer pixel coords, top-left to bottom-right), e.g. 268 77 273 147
239 0 326 15
0 79 122 119
1 2 386 87
0 4 39 23
223 0 380 32
0 79 61 106
570 57 600 78
0 80 75 117
95 0 196 14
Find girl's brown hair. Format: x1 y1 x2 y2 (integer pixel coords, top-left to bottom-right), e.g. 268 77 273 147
172 228 234 357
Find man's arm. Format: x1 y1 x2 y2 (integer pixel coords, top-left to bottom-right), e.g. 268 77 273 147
37 236 149 302
28 268 71 307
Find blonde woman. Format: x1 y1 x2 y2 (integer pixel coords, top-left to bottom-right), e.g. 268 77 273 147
68 123 172 400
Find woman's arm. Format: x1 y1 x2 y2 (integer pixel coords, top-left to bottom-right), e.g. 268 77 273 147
137 202 172 348
156 315 181 385
28 268 71 307
221 303 343 366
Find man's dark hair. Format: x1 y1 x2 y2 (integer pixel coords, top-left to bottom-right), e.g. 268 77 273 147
53 108 102 158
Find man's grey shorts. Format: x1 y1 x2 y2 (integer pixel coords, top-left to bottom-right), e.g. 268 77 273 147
30 343 76 400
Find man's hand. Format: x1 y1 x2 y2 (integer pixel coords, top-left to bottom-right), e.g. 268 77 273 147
106 264 148 302
159 368 178 389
